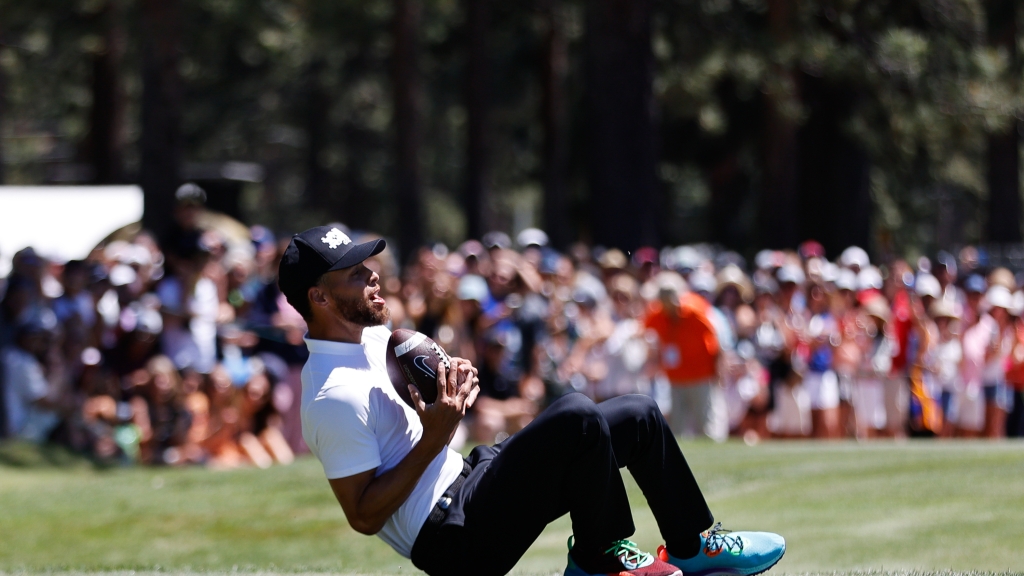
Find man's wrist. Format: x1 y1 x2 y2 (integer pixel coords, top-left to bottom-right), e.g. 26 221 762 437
411 432 447 462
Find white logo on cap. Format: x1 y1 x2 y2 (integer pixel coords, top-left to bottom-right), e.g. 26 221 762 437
321 228 352 249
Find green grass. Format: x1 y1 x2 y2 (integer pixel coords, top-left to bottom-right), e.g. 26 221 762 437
1 440 1023 575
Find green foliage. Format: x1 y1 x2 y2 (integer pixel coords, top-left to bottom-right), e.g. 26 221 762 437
0 0 97 181
653 0 1024 254
1 0 1022 254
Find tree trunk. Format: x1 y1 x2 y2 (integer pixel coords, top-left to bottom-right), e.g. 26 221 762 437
88 0 126 184
708 151 753 249
305 58 331 214
0 29 7 185
760 102 800 249
987 129 1020 243
798 74 870 257
540 0 569 250
986 0 1021 243
585 0 658 251
139 0 183 239
705 78 761 250
464 0 490 239
393 0 424 260
759 0 800 249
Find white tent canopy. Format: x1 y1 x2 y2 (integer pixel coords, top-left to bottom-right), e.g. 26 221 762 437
0 186 144 276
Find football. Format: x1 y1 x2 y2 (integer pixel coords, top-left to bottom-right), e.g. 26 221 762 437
385 328 452 407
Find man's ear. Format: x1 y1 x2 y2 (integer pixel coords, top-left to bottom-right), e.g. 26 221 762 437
308 285 330 310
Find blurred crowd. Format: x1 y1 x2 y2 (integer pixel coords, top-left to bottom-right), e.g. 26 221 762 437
0 185 300 467
3 186 1024 469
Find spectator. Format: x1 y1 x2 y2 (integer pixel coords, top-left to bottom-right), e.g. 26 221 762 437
236 362 294 468
924 299 963 438
765 263 810 438
642 271 720 438
157 231 219 374
593 274 651 401
11 218 1024 462
854 296 896 439
802 280 841 438
979 286 1013 438
832 267 862 436
1005 293 1024 438
884 261 914 439
2 316 64 441
724 305 770 440
134 355 192 465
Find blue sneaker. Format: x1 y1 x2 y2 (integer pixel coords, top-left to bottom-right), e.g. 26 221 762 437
657 523 785 576
565 536 682 576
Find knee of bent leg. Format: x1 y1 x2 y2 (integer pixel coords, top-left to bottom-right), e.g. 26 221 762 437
625 393 661 416
622 393 668 430
551 392 605 431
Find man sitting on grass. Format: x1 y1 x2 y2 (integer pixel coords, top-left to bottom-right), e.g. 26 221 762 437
281 225 786 576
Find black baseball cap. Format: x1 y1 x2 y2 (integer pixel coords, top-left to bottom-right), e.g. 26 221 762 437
278 226 386 307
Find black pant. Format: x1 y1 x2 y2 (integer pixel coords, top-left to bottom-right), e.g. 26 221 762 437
411 393 714 576
1007 390 1024 437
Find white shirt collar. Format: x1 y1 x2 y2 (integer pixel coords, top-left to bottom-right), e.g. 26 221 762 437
304 334 366 356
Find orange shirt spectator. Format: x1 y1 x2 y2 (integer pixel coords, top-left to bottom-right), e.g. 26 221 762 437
643 292 719 385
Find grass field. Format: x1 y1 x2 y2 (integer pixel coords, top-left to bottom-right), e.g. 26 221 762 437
1 439 1023 575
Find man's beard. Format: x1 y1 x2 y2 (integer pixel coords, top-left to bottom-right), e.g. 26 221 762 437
333 291 390 327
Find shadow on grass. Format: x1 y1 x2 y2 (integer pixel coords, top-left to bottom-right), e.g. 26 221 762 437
0 440 108 469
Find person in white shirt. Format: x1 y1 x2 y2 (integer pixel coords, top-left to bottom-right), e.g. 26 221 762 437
924 300 963 437
2 318 62 441
281 226 784 576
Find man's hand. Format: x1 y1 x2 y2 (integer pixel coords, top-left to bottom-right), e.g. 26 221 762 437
408 359 479 452
450 357 481 408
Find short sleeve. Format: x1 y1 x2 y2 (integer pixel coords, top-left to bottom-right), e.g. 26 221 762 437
308 393 382 479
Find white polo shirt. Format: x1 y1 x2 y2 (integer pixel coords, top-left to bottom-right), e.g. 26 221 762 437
300 325 464 558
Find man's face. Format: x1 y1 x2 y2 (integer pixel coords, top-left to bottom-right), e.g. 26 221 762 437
320 262 390 327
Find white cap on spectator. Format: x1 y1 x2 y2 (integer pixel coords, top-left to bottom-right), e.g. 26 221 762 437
915 273 942 299
806 257 838 283
109 264 137 287
688 270 717 294
671 246 703 272
458 239 487 259
516 228 549 249
575 271 609 302
755 249 780 270
840 246 870 270
857 266 883 291
821 261 840 283
457 274 489 302
642 270 688 301
1013 291 1024 317
129 244 153 266
716 264 753 302
598 248 628 270
481 231 511 250
929 298 960 320
175 182 207 204
835 268 858 291
104 240 133 263
776 264 805 285
985 285 1013 311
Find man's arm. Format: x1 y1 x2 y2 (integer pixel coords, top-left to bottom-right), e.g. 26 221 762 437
327 436 446 535
327 360 479 535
